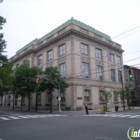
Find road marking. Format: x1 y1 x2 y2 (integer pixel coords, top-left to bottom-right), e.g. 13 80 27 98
18 116 29 119
9 116 20 119
129 115 140 118
0 117 10 120
25 115 39 118
118 115 132 117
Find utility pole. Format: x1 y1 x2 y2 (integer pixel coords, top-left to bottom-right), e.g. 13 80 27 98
58 84 61 113
121 74 125 111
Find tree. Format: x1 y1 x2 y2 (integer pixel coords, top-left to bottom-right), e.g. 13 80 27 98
14 62 39 111
114 83 133 109
36 66 69 113
0 16 7 65
102 90 112 111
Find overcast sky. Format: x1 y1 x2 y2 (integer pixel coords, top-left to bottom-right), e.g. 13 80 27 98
1 0 140 67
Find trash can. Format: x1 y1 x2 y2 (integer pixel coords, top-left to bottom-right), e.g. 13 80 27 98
115 106 119 111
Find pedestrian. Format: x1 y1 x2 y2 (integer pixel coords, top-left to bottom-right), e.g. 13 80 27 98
85 104 89 115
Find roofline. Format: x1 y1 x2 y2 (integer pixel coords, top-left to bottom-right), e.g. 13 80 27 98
16 17 111 54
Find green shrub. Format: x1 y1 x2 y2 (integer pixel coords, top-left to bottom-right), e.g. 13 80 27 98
65 107 71 110
76 107 83 110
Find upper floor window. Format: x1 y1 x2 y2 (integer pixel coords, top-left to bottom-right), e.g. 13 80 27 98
97 65 103 80
84 90 90 102
96 48 102 60
37 54 43 66
116 56 121 66
47 50 53 61
114 92 118 101
111 69 115 82
82 62 89 78
59 44 65 56
59 63 66 77
108 53 114 64
110 53 114 64
118 70 122 83
81 43 88 55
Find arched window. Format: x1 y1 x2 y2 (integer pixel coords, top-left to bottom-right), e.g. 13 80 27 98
84 90 90 102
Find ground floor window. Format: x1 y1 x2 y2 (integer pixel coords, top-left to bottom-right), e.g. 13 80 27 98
84 90 90 102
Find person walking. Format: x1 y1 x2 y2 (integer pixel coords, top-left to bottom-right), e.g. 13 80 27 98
85 104 89 115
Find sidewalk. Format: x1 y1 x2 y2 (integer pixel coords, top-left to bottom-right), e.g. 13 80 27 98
1 106 140 116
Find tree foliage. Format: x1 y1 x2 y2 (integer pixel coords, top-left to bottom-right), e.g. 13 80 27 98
102 90 112 110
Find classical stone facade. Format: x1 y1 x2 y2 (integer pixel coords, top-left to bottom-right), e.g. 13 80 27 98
3 18 124 110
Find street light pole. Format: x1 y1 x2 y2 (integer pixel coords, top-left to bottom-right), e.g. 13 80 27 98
58 83 61 113
121 74 125 111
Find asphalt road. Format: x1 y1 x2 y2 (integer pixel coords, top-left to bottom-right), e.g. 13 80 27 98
0 109 140 140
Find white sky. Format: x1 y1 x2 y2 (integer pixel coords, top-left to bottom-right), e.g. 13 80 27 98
1 0 140 67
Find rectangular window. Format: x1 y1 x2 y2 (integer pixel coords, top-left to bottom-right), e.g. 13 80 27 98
99 90 103 101
118 71 122 83
59 44 65 56
59 63 66 77
61 93 65 102
82 62 89 78
116 56 121 66
96 48 102 60
111 69 115 82
97 65 103 80
110 53 115 64
81 43 88 55
37 54 43 66
114 93 118 101
47 50 53 61
37 93 41 104
84 90 90 102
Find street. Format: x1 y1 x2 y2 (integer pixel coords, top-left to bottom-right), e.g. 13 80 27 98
0 108 140 140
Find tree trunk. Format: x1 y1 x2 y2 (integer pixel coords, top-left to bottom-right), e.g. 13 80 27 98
21 96 23 110
49 92 52 113
35 93 38 112
28 93 30 111
106 102 107 111
12 92 15 110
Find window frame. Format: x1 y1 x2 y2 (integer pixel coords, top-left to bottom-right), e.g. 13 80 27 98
111 69 115 82
118 70 122 83
82 62 89 78
47 49 53 61
116 56 121 66
97 65 103 80
84 90 90 102
59 63 66 78
96 48 102 60
59 44 66 56
37 54 43 66
81 43 89 55
110 53 115 64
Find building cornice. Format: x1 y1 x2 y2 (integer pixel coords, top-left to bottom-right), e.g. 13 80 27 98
10 27 123 63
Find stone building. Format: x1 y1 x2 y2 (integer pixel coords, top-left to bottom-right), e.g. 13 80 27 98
3 18 124 110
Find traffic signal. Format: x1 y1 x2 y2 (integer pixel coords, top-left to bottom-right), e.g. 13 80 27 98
36 77 40 84
129 69 133 80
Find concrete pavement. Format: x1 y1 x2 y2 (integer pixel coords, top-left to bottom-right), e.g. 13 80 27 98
1 106 140 116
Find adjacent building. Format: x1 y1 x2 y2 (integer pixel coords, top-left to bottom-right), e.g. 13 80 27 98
124 65 140 99
2 18 124 110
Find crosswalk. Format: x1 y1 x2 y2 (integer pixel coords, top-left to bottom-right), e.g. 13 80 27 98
83 113 140 119
0 114 67 121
